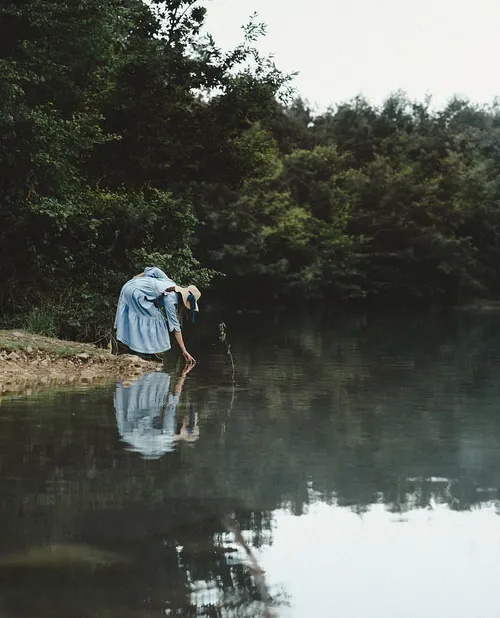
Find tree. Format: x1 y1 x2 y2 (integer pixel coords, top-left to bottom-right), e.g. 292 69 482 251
0 0 291 338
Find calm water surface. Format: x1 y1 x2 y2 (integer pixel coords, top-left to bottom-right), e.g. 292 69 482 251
1 310 500 617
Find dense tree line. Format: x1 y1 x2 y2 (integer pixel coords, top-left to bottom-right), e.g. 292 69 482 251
1 0 500 339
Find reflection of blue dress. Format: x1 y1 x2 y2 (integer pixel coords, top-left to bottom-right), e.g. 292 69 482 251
114 267 181 354
114 372 181 459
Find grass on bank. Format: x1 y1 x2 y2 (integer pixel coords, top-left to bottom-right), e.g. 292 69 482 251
0 330 110 359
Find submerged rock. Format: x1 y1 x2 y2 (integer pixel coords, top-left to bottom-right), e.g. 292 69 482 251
0 544 128 571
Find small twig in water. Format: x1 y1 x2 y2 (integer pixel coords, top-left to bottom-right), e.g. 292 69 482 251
219 322 235 385
218 322 237 440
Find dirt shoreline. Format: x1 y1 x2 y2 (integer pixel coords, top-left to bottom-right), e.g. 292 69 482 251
0 330 160 396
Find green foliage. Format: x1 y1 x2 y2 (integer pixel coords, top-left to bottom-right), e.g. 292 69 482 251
265 96 500 302
195 142 360 301
3 0 500 330
24 307 58 337
193 92 500 305
0 0 291 339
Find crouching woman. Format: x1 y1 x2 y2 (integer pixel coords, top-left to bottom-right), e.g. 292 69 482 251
114 266 201 364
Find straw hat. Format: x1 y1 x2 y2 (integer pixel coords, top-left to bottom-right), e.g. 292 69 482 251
175 285 201 312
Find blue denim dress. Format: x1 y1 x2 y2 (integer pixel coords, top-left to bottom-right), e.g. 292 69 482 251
114 267 181 354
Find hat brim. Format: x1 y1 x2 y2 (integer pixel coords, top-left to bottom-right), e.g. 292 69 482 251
175 286 200 312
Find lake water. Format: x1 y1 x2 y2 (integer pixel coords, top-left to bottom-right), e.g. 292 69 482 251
1 309 500 617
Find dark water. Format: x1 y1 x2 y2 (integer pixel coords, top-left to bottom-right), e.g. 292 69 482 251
2 309 500 617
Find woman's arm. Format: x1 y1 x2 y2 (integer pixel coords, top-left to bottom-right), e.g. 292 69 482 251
174 330 196 364
163 293 196 363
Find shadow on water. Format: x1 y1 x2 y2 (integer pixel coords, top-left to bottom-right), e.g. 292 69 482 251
1 308 500 615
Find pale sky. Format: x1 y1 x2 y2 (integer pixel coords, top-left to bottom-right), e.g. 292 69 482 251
204 0 500 111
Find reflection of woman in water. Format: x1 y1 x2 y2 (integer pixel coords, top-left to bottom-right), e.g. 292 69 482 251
114 364 198 459
114 266 201 363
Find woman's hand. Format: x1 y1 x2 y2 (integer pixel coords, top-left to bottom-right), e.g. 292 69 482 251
173 330 196 364
183 350 196 364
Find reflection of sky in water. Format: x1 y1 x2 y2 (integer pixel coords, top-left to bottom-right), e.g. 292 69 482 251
259 502 500 618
